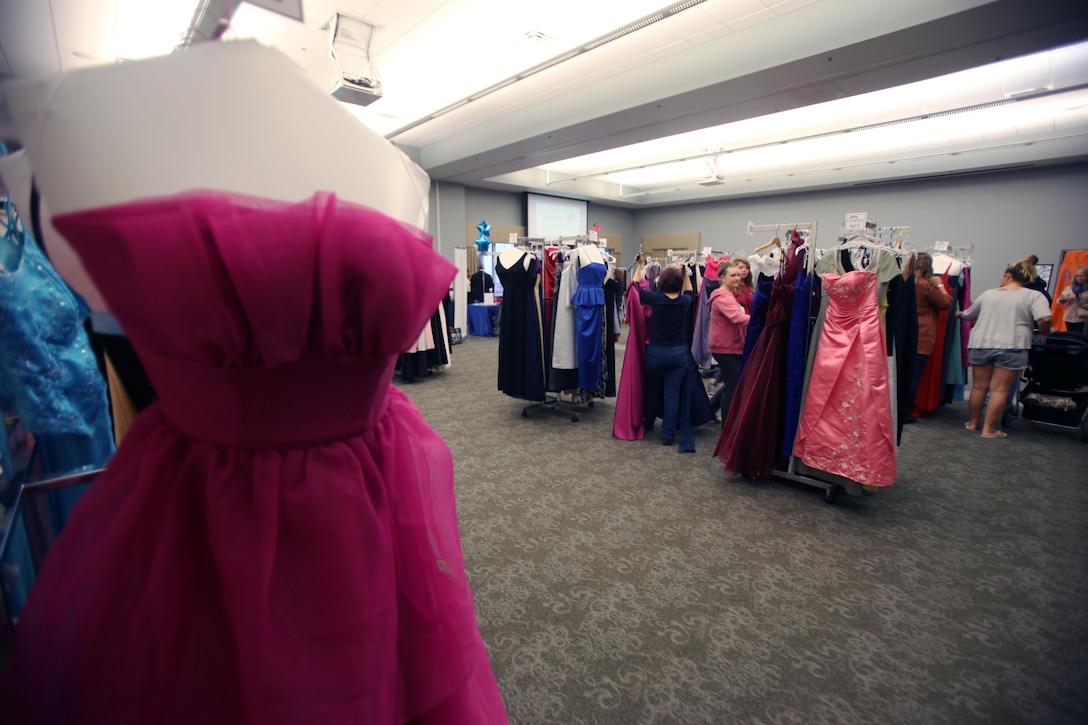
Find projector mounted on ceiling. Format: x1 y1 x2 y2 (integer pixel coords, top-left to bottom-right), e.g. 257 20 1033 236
327 12 382 107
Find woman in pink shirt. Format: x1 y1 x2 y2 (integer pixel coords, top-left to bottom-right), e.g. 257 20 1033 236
708 260 751 424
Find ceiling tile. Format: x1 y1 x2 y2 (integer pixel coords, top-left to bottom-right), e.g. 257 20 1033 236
728 7 775 32
769 0 822 16
702 0 774 26
0 0 63 76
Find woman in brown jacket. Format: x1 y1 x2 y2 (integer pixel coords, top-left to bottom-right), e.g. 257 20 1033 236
910 253 954 417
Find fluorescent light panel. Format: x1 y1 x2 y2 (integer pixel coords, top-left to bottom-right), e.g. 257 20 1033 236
539 40 1088 189
114 0 201 60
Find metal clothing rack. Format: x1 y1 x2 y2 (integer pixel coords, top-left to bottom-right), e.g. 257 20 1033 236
747 221 818 276
744 220 870 502
521 393 595 422
779 220 913 502
925 243 974 263
746 220 815 237
514 246 599 423
839 225 913 245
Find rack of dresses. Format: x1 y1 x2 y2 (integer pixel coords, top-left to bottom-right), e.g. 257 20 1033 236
496 244 618 421
548 243 619 419
398 291 454 382
714 222 815 485
716 222 918 502
922 244 974 413
787 230 911 501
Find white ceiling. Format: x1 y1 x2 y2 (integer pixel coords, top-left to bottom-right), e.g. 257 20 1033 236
2 0 1087 208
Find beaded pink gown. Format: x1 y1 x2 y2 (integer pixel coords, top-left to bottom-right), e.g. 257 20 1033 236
792 270 897 487
0 192 507 724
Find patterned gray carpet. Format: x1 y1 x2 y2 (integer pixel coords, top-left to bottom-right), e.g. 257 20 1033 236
395 333 1088 725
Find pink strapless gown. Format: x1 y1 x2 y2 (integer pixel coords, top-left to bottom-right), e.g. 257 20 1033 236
0 192 507 724
792 270 897 486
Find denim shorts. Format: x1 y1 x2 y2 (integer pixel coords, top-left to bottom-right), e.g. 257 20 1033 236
968 347 1029 370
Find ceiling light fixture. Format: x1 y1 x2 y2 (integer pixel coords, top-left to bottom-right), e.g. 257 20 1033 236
386 0 709 139
617 131 1088 197
557 88 1088 185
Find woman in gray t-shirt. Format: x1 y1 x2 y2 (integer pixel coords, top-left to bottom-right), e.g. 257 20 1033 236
958 257 1053 438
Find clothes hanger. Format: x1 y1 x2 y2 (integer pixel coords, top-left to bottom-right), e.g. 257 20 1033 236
752 235 781 255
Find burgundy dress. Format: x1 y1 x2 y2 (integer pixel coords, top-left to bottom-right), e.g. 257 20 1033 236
714 234 804 478
1 192 507 724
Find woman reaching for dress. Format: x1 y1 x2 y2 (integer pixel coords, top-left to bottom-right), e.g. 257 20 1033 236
633 254 693 445
957 257 1052 438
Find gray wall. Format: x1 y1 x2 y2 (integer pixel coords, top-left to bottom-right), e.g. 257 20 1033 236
430 163 1088 295
634 163 1088 294
431 180 466 262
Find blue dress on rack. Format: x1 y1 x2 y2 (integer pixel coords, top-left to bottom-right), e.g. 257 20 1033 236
783 264 813 457
571 260 607 390
0 225 115 479
740 276 774 374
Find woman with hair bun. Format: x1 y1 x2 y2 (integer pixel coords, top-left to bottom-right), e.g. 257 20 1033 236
1022 254 1053 304
957 257 1053 438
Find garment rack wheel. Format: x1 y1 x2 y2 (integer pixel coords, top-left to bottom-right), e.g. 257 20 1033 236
824 484 843 504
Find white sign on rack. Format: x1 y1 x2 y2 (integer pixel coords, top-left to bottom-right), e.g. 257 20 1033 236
509 233 518 244
933 241 951 251
844 212 869 231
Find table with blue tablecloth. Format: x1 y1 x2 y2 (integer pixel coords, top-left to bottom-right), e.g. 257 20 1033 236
467 303 500 336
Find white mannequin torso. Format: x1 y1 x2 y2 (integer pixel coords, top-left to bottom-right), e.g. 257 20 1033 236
2 40 429 312
498 247 531 270
577 244 603 266
931 253 963 276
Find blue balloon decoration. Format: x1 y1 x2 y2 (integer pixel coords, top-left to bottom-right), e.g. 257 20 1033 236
474 219 492 252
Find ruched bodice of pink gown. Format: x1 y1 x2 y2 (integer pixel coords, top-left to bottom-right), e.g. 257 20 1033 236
0 192 507 724
792 270 896 487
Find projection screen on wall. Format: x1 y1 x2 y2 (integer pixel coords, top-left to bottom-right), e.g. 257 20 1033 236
526 192 588 239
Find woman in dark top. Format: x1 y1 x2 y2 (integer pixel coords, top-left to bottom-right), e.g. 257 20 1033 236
633 254 693 444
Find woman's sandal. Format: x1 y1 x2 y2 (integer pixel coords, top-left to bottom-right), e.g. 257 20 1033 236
981 430 1007 438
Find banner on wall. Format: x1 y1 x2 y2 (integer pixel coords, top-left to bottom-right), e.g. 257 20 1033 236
1050 249 1088 332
